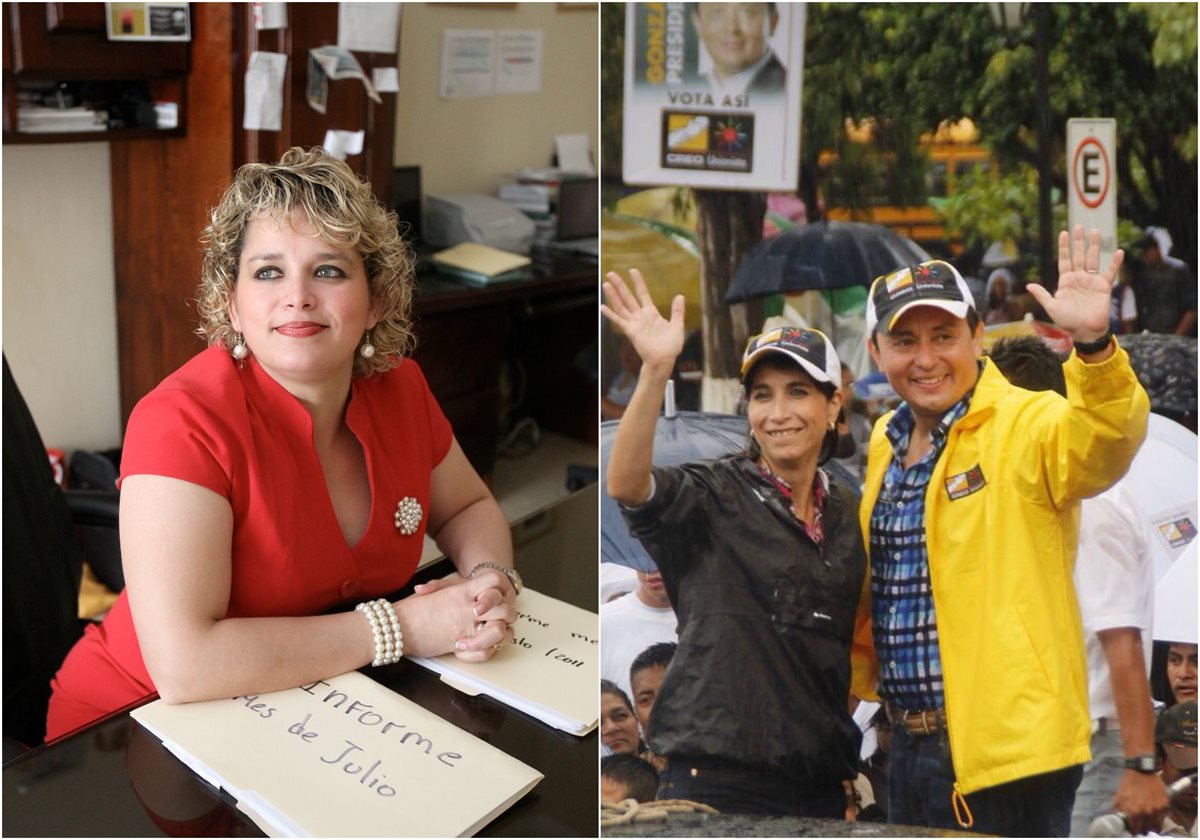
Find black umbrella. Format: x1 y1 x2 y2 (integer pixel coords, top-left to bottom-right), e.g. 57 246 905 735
726 220 931 303
1117 333 1197 425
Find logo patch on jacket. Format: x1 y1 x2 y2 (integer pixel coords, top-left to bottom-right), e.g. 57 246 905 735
945 465 986 500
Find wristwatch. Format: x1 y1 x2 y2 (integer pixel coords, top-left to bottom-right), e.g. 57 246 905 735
469 562 523 596
1123 754 1157 774
1073 331 1114 356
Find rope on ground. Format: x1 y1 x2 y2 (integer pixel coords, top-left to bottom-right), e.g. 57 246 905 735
600 798 720 828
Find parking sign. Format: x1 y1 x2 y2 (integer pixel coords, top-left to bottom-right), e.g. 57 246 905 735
1067 118 1117 269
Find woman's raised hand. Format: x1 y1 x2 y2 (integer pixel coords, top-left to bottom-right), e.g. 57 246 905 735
601 269 686 370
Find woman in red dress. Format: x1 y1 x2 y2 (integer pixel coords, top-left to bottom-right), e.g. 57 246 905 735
47 148 518 740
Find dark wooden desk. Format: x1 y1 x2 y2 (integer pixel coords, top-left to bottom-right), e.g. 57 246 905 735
2 485 599 838
411 252 598 479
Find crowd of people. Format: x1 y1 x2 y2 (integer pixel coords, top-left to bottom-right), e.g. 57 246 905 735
599 226 1197 837
970 228 1197 338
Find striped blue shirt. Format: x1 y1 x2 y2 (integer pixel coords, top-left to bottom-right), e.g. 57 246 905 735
869 389 973 711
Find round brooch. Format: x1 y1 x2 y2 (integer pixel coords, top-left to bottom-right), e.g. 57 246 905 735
393 497 422 535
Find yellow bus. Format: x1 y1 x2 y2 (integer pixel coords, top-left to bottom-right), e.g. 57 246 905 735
817 123 994 256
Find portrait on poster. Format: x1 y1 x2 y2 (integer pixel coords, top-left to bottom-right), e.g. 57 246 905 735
623 2 804 190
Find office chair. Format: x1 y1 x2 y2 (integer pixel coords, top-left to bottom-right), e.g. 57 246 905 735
2 355 120 751
68 449 125 592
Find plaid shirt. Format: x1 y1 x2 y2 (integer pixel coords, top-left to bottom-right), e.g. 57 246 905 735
869 385 974 711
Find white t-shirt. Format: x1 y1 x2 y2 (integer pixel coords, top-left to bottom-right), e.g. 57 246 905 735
600 590 678 700
1075 480 1155 721
600 562 638 605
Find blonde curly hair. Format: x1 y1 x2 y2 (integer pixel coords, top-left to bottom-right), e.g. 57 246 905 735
195 147 415 377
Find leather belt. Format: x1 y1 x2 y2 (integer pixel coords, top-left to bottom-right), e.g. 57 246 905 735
886 703 948 737
1095 716 1121 734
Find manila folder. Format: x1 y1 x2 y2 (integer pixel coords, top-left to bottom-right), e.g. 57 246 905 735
410 587 599 735
131 670 542 837
431 242 531 278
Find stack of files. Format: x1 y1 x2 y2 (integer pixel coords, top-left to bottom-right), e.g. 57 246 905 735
409 587 599 736
131 670 543 837
512 166 561 186
498 182 554 216
18 106 107 133
431 242 531 286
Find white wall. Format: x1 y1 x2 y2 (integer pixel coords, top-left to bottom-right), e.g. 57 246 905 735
2 142 124 453
394 3 598 196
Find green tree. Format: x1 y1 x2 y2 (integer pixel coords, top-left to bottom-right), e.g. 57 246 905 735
799 4 996 221
599 3 625 184
972 3 1197 267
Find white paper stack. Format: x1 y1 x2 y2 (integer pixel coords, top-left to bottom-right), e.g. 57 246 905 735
410 587 599 736
18 106 107 133
497 182 553 215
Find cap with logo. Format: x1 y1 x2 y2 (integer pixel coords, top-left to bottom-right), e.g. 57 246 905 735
1156 700 1198 747
740 326 841 387
866 260 977 335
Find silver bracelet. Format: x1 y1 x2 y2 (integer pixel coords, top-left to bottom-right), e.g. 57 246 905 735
467 562 523 596
355 598 403 666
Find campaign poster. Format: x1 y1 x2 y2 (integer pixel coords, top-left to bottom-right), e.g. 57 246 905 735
622 2 804 191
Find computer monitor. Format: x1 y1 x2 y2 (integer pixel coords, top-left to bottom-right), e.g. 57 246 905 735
556 177 598 242
393 165 422 244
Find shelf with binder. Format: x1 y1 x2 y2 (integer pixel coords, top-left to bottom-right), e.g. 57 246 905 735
2 3 190 143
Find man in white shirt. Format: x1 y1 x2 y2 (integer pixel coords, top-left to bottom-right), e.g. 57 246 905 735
1070 481 1166 836
601 569 677 700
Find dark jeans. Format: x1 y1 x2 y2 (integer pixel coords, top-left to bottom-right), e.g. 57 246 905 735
887 726 1083 837
657 754 845 818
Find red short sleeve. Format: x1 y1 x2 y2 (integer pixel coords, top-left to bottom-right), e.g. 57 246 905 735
118 385 235 498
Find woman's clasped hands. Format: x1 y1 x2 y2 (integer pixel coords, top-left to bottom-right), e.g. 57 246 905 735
404 568 517 662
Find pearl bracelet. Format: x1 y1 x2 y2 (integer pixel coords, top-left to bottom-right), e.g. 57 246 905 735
355 598 403 667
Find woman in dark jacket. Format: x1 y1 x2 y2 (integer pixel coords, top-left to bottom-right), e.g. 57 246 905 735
601 269 875 818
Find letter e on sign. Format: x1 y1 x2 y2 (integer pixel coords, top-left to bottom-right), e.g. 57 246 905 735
1066 118 1117 266
1072 137 1109 209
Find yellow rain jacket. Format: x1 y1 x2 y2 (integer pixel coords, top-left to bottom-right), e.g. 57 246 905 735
860 346 1149 797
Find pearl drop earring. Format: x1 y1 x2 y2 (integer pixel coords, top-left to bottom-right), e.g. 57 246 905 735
231 334 249 360
359 330 376 359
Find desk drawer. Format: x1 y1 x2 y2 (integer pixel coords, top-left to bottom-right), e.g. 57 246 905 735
411 309 505 402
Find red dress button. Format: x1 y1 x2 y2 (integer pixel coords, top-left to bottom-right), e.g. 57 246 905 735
340 579 360 598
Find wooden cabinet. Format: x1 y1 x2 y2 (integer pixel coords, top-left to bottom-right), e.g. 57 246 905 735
3 2 190 142
6 3 189 77
411 257 598 477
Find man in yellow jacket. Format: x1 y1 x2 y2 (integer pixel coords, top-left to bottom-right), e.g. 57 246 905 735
860 226 1150 836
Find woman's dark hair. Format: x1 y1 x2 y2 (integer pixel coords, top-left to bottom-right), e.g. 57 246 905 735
601 679 634 712
741 355 840 465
